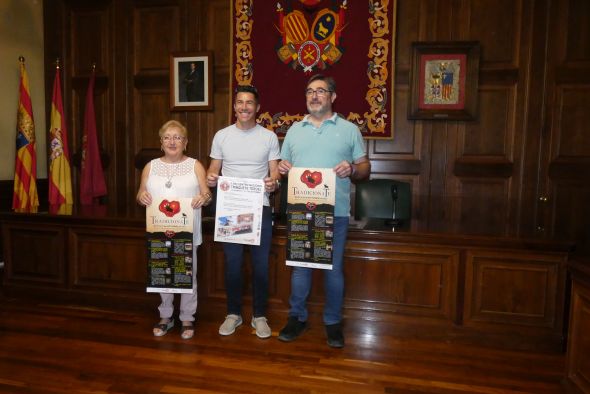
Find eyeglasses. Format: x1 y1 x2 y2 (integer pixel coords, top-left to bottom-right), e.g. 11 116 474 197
162 135 185 142
305 88 332 97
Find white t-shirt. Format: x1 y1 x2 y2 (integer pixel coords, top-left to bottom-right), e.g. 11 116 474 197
210 123 280 206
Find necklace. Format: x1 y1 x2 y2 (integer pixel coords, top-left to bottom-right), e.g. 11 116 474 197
164 162 182 188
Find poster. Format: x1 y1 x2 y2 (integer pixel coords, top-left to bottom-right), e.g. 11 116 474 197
214 176 265 246
286 168 335 269
146 197 194 294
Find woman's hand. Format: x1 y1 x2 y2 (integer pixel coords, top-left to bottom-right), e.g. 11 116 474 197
192 191 212 209
137 190 152 206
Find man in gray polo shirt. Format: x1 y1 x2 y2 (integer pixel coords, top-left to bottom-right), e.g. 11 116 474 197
207 85 281 339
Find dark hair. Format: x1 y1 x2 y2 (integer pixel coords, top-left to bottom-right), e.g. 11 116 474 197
306 74 336 93
235 85 259 102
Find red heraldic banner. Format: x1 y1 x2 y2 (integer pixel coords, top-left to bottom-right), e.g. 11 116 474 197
231 0 397 139
48 66 73 209
12 58 39 212
80 70 107 205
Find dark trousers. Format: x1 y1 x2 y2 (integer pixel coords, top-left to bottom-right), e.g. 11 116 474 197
223 206 272 317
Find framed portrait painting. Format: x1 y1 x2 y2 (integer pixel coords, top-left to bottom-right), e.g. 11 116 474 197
408 41 480 120
170 51 213 111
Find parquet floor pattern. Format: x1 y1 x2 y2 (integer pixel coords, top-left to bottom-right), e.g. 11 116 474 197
0 297 566 394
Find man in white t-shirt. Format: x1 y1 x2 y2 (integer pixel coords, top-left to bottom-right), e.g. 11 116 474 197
207 85 281 339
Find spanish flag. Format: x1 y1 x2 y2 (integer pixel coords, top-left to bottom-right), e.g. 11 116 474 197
80 68 107 205
48 63 73 207
12 57 39 213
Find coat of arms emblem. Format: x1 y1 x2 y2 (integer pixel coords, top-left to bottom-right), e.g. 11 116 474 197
276 1 347 72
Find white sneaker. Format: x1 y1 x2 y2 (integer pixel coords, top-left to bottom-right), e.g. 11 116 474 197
219 314 242 336
251 316 271 339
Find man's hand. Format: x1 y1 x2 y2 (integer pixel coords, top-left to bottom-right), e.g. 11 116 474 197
206 173 219 187
263 176 279 193
278 160 292 176
333 160 354 178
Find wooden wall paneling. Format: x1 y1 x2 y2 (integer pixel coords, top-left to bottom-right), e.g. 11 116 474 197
111 1 133 212
391 1 427 230
566 281 590 391
341 240 460 322
563 0 590 63
452 86 518 236
413 1 484 236
43 0 67 137
551 87 590 158
447 0 527 238
70 8 108 77
456 178 510 235
414 120 431 232
203 0 231 166
206 0 231 87
518 0 550 239
68 226 147 292
467 0 521 65
369 88 422 163
427 121 452 233
542 0 590 255
199 234 230 301
131 4 181 200
460 88 515 157
565 261 590 393
464 249 566 333
395 0 420 67
550 182 590 255
2 223 66 287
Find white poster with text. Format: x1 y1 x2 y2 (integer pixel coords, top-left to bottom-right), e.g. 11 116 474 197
214 176 264 245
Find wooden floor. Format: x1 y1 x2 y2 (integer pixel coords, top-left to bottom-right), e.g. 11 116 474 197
0 294 568 394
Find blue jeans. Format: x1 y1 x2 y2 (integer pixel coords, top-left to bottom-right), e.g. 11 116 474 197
223 206 272 318
288 216 348 325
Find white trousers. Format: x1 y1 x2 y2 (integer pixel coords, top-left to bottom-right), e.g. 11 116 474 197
158 246 198 322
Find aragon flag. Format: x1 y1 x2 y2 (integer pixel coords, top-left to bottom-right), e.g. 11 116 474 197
48 63 73 207
12 57 39 213
79 68 107 205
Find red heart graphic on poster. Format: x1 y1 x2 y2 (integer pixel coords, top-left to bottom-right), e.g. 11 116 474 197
159 199 181 217
300 170 322 188
306 202 317 211
165 230 176 238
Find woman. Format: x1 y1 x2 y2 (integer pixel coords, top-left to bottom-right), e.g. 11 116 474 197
136 120 211 339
